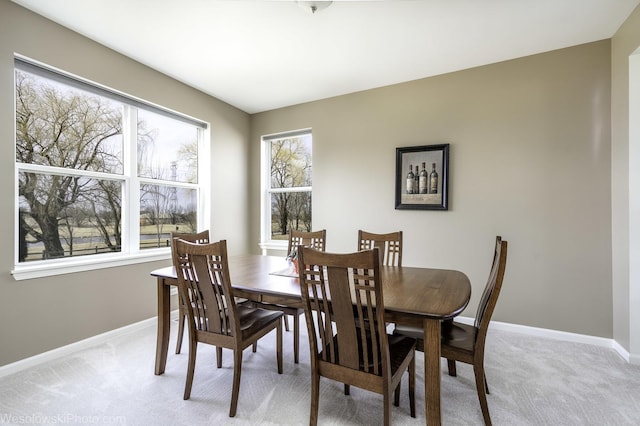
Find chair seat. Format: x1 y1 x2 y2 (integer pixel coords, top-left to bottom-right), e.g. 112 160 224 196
387 335 417 374
252 302 302 317
392 321 478 354
321 333 415 375
441 321 477 354
199 306 283 337
237 306 284 338
247 301 304 363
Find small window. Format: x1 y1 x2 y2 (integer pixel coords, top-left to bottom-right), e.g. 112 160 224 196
260 130 312 252
14 57 208 278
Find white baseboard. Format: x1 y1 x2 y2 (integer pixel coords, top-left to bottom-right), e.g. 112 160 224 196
456 316 635 364
0 311 179 379
612 340 631 362
1 312 637 379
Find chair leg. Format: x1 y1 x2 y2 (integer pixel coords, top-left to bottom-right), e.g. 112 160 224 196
485 372 490 394
344 384 350 395
216 347 223 368
252 342 257 353
229 349 243 417
447 358 457 376
175 310 185 354
276 321 283 374
310 372 320 426
183 340 197 400
409 355 416 418
473 364 492 426
283 314 290 332
293 313 300 364
394 382 400 407
383 386 391 426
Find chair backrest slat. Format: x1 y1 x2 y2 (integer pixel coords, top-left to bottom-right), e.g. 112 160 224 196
358 230 403 267
474 236 508 332
170 230 211 283
171 238 238 337
298 247 387 376
171 229 210 244
288 229 326 255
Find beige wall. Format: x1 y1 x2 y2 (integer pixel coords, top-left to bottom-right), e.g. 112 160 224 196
0 1 251 367
2 0 637 367
251 40 613 338
612 4 640 358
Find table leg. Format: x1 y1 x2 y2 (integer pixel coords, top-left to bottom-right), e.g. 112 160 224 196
155 277 171 375
424 318 441 425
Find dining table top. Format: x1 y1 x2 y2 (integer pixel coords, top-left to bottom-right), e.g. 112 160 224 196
151 253 471 321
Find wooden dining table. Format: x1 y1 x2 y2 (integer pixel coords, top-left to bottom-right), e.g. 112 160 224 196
150 254 471 425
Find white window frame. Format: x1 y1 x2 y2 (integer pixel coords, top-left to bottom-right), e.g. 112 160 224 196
12 56 210 280
259 129 312 254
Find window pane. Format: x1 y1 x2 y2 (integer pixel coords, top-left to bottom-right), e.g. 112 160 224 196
270 134 312 189
15 60 205 272
270 191 312 240
137 109 198 183
140 184 198 249
18 172 122 262
15 69 124 174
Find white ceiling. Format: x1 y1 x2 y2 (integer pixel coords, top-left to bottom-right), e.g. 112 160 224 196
11 0 640 114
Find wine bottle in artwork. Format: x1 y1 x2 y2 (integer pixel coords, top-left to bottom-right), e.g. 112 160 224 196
430 163 439 194
406 165 415 194
419 162 428 194
414 165 419 194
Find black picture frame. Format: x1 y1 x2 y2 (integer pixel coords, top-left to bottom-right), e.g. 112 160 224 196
395 144 449 210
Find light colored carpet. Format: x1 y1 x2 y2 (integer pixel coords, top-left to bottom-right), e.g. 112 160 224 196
1 318 639 425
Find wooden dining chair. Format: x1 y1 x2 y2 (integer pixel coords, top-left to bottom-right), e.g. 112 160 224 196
171 229 210 355
252 229 327 364
171 238 283 417
357 230 403 266
357 230 403 331
297 246 416 426
393 236 508 426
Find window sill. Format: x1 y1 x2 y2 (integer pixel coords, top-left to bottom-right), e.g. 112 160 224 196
258 241 288 255
11 249 171 281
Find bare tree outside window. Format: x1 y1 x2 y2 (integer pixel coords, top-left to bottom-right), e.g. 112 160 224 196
15 62 203 264
137 110 199 247
268 134 312 240
139 184 197 248
137 109 198 184
16 71 124 260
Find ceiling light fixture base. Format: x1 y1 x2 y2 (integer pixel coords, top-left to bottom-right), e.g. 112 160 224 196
296 1 333 14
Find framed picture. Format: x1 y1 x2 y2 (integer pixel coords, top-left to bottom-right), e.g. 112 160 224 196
395 144 449 210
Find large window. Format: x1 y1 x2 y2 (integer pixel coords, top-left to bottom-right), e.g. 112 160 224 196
260 130 312 252
14 58 208 278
